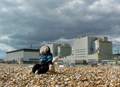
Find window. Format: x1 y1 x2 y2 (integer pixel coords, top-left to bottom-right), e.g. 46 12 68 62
29 58 39 60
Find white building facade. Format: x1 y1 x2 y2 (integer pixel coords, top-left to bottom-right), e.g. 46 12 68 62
5 49 40 63
73 36 112 63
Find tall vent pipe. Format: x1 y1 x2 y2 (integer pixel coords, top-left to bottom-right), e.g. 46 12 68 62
31 44 32 49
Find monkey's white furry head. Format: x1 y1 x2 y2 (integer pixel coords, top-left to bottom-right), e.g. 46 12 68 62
40 46 49 55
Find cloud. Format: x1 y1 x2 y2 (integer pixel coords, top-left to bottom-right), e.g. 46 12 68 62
0 43 15 51
0 43 15 58
53 38 73 46
109 38 120 45
0 0 120 58
0 51 6 59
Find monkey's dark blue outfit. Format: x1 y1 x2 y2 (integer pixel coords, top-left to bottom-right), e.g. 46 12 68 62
32 53 53 74
32 46 53 74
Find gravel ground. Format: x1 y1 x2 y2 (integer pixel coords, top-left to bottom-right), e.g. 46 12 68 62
0 63 120 87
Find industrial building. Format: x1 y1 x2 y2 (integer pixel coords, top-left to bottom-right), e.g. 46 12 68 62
73 36 112 63
47 43 71 58
4 36 113 64
5 43 72 63
5 49 40 63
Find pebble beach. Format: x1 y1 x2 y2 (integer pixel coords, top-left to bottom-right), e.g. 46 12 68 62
0 64 120 87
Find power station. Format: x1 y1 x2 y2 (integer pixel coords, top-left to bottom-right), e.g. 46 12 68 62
73 36 112 63
47 43 71 58
4 36 113 64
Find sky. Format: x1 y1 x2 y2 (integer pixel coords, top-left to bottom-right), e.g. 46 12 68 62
0 0 120 59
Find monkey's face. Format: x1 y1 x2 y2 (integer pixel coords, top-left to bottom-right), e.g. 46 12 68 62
40 46 49 55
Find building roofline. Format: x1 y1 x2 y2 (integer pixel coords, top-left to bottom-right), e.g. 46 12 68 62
99 41 112 43
6 48 39 54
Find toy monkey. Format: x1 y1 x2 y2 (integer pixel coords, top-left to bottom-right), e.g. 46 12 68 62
32 46 53 74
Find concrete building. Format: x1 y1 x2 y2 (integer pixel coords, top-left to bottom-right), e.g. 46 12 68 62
5 49 40 63
4 36 113 64
47 43 61 57
47 43 71 58
73 36 112 63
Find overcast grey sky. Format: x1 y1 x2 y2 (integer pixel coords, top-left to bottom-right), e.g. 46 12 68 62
0 0 120 58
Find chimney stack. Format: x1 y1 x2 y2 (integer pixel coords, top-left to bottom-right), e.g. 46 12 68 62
31 44 32 49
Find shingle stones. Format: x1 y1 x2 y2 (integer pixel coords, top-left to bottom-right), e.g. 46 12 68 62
0 64 120 87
